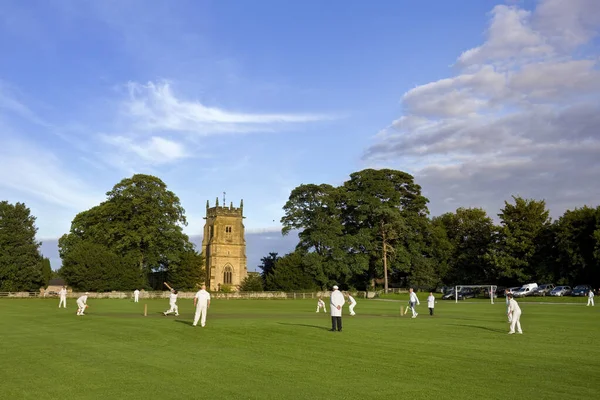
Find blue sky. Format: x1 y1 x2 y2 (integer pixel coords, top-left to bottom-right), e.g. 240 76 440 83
1 0 599 270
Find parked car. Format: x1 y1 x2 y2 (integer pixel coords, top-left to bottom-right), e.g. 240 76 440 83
533 284 555 296
571 285 592 296
513 283 538 298
442 287 475 300
483 286 501 298
550 286 572 296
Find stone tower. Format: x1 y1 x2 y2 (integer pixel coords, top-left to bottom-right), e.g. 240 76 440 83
201 197 248 290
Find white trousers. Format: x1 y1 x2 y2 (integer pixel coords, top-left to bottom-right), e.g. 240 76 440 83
76 302 85 315
349 304 356 315
59 296 66 308
193 306 207 327
509 310 522 333
134 295 139 303
588 298 594 306
316 305 326 313
165 302 179 315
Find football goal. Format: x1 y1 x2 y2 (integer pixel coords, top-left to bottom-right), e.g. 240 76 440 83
453 285 497 304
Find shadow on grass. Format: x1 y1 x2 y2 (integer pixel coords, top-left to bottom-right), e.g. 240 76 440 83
445 323 506 333
277 322 330 331
175 320 194 326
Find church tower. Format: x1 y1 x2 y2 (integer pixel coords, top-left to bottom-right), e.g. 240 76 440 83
201 197 247 291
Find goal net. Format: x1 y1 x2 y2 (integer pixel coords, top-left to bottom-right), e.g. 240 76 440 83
452 285 498 304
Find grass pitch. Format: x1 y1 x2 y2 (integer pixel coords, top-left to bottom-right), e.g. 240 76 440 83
0 296 598 399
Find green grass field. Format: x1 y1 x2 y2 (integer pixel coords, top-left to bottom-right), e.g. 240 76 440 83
1 296 598 399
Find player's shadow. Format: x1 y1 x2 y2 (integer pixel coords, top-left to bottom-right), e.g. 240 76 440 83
445 323 505 333
175 320 194 326
277 322 330 331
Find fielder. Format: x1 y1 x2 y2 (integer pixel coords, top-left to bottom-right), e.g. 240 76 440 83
133 289 140 303
58 286 67 308
316 297 326 313
347 293 357 316
587 289 595 306
408 288 420 318
193 285 211 327
427 292 435 316
507 293 523 334
76 293 89 316
163 282 179 316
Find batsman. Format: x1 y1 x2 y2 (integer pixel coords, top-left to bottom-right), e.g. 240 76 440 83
163 282 179 316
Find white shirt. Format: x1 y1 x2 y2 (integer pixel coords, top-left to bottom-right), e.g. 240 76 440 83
194 289 211 307
318 299 325 307
348 295 356 305
59 288 67 297
169 292 178 303
409 292 420 305
508 298 521 314
427 295 435 308
330 290 345 317
77 295 87 304
134 290 140 296
589 291 595 298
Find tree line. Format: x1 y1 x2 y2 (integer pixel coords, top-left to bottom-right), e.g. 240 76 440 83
247 169 600 292
2 170 599 293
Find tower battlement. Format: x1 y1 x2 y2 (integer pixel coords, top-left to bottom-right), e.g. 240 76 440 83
205 198 244 218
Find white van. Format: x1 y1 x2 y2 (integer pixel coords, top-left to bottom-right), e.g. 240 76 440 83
513 283 538 297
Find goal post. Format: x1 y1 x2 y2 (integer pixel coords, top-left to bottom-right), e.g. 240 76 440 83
453 285 497 304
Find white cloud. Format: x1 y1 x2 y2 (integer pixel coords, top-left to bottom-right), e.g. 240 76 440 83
122 81 333 134
366 0 600 219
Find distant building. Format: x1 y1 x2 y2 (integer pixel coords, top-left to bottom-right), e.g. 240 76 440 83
201 198 248 291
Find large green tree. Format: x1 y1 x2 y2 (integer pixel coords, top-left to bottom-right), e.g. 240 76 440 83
342 169 430 289
265 252 318 291
59 174 198 289
0 201 44 291
166 250 205 290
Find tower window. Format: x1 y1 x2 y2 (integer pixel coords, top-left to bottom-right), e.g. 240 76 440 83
223 266 233 284
225 226 232 233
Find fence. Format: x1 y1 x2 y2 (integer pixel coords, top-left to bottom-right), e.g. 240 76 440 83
0 290 377 300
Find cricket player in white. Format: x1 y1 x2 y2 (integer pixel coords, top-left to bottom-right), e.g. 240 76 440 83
133 289 140 303
76 293 88 316
193 285 211 327
316 297 326 313
427 292 435 316
587 289 595 306
58 286 67 308
408 288 420 318
347 294 357 316
330 285 345 331
507 293 523 334
505 289 512 323
163 282 179 316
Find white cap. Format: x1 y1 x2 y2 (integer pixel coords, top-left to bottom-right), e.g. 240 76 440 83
333 285 339 290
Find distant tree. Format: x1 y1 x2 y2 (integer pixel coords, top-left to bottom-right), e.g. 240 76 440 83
433 208 496 284
487 196 551 283
167 250 205 290
40 257 52 287
59 241 142 291
257 252 280 289
554 206 600 286
239 273 264 292
266 252 318 291
0 201 44 291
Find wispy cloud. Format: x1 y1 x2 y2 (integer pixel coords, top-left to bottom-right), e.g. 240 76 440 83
101 135 190 164
122 81 334 135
